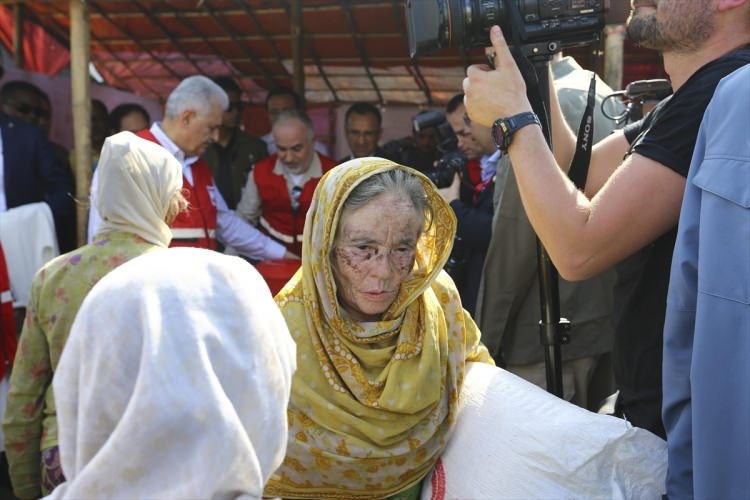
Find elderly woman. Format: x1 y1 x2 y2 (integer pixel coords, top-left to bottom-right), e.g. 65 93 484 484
45 248 296 498
2 132 185 499
264 158 493 499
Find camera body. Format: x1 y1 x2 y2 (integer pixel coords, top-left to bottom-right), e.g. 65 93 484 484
413 110 469 189
407 0 609 58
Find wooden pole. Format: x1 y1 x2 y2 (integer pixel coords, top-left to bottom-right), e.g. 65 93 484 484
70 0 91 247
291 0 305 106
12 2 24 69
604 24 625 91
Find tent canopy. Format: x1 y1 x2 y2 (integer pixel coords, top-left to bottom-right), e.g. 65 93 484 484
0 1 653 106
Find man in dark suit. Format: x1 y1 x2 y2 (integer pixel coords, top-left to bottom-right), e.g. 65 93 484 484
338 102 393 163
0 109 76 252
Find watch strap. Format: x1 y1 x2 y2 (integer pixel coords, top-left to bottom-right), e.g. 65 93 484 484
492 112 541 151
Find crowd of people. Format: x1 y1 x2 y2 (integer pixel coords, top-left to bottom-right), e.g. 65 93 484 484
0 0 747 497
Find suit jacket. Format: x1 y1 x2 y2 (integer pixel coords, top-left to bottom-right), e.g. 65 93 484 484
202 128 268 210
475 57 622 365
1 112 75 251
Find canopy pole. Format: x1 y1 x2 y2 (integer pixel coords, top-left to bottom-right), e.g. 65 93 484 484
70 0 92 247
291 0 305 106
12 2 24 69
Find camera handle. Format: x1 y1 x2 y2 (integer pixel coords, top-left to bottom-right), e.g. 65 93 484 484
510 45 570 399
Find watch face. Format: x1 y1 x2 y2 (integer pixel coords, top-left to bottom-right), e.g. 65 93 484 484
492 118 508 150
492 113 540 151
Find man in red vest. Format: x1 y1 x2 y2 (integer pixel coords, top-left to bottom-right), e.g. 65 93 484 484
236 110 336 256
89 76 297 261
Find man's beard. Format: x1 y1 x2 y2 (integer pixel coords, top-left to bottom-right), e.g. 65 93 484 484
626 3 714 54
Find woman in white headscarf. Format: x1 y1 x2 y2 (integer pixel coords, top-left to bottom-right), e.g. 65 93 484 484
47 247 296 499
3 131 186 498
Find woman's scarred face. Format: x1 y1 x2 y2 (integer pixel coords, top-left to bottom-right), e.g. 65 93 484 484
332 192 422 322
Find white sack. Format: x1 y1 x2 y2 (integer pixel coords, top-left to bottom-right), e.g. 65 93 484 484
421 363 667 500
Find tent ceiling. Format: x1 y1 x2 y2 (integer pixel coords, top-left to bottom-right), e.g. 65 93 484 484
2 1 652 105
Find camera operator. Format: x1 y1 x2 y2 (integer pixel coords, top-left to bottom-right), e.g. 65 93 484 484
463 1 750 457
438 94 497 317
474 53 621 412
381 111 440 174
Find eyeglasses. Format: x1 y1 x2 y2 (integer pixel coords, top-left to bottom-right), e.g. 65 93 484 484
227 101 245 112
290 185 303 212
13 103 44 118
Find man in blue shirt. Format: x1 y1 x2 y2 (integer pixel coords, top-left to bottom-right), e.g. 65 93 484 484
663 63 750 498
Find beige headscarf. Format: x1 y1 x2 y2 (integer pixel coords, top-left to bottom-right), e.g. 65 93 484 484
95 131 183 247
46 247 297 499
265 158 492 499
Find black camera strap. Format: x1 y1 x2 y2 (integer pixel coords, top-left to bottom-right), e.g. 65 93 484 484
567 74 596 190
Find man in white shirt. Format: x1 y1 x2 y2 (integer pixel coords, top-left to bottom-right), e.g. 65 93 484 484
89 75 296 261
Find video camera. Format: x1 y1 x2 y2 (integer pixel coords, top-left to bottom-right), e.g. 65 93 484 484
413 110 469 189
406 0 609 58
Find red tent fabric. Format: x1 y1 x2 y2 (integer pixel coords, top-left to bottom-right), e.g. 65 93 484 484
0 7 70 76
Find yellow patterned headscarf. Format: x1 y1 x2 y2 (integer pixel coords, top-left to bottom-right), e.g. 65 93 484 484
265 158 492 499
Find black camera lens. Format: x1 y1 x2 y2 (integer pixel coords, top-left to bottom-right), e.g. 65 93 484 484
406 0 608 58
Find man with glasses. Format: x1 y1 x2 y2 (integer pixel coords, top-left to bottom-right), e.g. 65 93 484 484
203 76 268 210
236 109 336 256
0 81 75 252
1 81 44 126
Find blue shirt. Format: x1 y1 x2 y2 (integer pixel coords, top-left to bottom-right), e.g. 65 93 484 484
663 63 750 498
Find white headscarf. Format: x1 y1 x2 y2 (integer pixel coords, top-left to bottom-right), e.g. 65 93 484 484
47 247 296 499
95 131 183 247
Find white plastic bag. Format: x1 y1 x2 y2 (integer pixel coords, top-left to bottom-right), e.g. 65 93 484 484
421 363 667 499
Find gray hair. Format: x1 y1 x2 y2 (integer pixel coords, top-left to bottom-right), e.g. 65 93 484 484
341 168 431 231
272 109 314 140
164 76 228 119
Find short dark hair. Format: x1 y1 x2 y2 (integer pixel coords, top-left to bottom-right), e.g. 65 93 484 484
1 80 42 104
92 99 108 116
345 102 382 128
212 76 242 94
265 87 302 110
109 102 151 132
36 88 51 106
446 93 465 115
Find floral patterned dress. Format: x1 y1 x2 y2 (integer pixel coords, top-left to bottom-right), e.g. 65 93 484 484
2 232 161 498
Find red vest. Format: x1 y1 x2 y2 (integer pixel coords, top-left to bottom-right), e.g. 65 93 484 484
136 129 218 250
0 244 17 380
252 153 336 255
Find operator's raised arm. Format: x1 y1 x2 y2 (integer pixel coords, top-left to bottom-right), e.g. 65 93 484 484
463 25 684 280
463 1 750 477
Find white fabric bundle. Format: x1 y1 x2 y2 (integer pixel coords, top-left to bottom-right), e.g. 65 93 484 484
46 247 296 499
421 363 667 500
0 202 58 307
